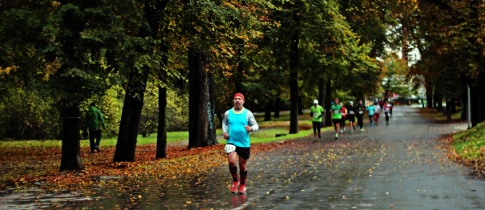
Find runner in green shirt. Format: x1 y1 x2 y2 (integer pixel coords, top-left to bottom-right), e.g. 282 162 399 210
330 98 342 139
310 99 325 142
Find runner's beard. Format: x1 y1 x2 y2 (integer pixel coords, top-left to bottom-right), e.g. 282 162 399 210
234 103 243 110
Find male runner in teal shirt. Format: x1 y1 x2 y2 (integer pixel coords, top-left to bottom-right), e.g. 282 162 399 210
222 93 259 195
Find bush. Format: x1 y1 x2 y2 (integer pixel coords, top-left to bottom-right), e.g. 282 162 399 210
81 85 124 138
140 83 189 136
0 88 60 139
0 83 191 139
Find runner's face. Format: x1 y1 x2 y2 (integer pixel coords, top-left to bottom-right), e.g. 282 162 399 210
234 96 244 110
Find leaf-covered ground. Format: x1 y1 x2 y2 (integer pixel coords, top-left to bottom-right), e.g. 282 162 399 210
0 141 294 193
2 107 484 197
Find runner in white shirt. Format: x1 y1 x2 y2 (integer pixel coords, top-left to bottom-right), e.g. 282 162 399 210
373 101 381 126
383 100 392 125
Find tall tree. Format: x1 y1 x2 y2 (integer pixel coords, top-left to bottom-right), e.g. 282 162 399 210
409 0 485 125
114 0 169 161
187 47 217 147
0 0 131 169
177 0 222 148
156 39 169 159
288 0 301 134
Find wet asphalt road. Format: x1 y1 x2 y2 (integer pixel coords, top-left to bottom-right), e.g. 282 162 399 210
2 106 484 210
234 105 485 210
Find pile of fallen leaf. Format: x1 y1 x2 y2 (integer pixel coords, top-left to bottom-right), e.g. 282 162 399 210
416 108 485 177
440 134 485 177
0 141 293 192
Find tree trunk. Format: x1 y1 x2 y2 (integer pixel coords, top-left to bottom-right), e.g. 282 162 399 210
234 37 244 93
113 69 148 162
461 84 467 120
401 21 409 66
470 73 485 127
435 91 443 112
426 88 433 109
274 97 281 118
324 79 332 126
451 98 457 113
470 82 479 126
446 98 452 122
187 47 217 148
156 86 168 158
217 112 223 128
476 73 485 124
60 104 83 171
114 0 168 161
156 38 169 158
207 71 217 145
289 1 301 134
264 97 272 121
318 78 325 125
298 95 303 115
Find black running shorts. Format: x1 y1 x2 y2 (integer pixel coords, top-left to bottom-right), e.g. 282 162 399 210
235 146 250 160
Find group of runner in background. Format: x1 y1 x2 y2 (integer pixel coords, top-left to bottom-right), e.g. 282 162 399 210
310 97 394 141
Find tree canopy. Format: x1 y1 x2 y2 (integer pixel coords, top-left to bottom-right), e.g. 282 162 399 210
3 0 485 166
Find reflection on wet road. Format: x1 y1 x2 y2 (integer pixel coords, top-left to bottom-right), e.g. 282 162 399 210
1 106 483 209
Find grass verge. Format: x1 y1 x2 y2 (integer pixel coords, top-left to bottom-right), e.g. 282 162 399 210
450 123 485 176
0 120 316 148
416 105 485 176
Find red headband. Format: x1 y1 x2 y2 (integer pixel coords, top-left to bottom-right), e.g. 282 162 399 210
234 93 244 100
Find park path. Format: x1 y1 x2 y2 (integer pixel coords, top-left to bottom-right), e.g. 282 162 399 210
2 106 484 210
238 105 483 210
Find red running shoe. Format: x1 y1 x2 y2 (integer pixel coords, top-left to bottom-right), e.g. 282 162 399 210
230 182 239 193
238 184 247 194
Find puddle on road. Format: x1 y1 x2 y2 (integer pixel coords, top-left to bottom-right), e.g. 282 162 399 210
0 187 92 210
0 172 242 209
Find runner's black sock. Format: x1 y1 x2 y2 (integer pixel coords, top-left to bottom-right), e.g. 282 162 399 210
240 170 248 185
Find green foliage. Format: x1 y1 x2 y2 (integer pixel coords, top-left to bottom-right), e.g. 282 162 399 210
0 88 60 140
380 53 412 98
81 85 124 138
339 0 396 58
0 0 406 141
140 82 189 134
165 88 190 131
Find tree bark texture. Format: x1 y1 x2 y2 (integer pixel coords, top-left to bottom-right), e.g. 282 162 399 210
470 73 485 127
274 97 281 118
156 37 169 158
60 105 84 171
114 0 168 161
468 0 484 127
289 1 301 134
264 98 272 121
113 69 148 162
188 47 217 148
156 86 167 158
